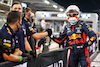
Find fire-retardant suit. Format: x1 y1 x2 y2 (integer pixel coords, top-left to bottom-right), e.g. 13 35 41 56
50 5 97 67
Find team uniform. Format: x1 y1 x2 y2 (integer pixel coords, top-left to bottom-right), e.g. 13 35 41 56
22 18 36 36
28 21 37 50
51 21 97 67
15 18 36 53
0 23 19 62
19 18 36 52
32 22 37 32
16 22 26 53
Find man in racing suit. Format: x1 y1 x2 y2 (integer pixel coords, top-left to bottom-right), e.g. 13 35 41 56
50 5 97 67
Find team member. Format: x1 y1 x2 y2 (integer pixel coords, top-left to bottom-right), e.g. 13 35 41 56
0 11 28 62
10 1 30 53
11 1 52 55
24 7 37 53
49 5 97 67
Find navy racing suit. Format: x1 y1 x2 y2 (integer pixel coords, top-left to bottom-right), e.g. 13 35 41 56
51 21 97 67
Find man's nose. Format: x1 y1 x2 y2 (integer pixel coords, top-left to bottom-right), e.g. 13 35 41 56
16 9 19 12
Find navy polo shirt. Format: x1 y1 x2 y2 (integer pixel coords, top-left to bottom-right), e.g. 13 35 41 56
16 23 26 53
0 23 19 53
22 18 36 36
17 18 36 53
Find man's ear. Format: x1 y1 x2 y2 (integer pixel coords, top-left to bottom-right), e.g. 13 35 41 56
10 7 13 11
16 20 19 24
22 9 23 13
10 9 12 11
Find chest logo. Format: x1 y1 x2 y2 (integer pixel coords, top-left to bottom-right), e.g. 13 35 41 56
68 34 81 40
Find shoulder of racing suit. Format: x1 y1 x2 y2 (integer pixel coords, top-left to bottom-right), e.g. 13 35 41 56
76 20 84 27
76 20 91 30
66 20 84 28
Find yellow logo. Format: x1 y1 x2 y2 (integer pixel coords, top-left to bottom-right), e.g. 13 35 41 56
69 33 81 40
90 37 96 41
3 43 11 47
30 28 34 31
6 27 12 35
88 27 91 30
79 25 81 27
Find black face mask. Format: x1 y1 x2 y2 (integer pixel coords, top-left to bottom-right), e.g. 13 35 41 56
27 18 30 22
16 24 20 32
31 17 34 22
16 21 21 32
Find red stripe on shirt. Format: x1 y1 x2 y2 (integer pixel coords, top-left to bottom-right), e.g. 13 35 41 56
54 35 67 43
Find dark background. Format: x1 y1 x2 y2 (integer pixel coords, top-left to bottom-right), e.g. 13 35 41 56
53 0 100 13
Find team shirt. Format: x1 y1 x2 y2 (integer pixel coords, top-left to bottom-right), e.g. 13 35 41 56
0 23 19 62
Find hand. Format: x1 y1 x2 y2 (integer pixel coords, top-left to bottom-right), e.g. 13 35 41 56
40 38 46 44
45 28 52 37
83 42 89 48
50 34 54 39
21 53 32 61
29 50 36 58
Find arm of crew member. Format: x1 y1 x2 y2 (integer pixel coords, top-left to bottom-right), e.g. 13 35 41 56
32 31 48 39
24 37 32 52
13 48 22 56
3 53 21 62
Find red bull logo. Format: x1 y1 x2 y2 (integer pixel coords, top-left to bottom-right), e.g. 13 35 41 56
90 37 96 41
68 33 81 40
68 38 84 45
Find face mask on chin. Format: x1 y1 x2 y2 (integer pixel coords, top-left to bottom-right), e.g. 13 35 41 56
27 18 30 22
27 18 33 24
16 21 21 32
31 17 34 22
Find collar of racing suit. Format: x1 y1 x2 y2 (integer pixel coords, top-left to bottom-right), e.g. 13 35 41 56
67 20 83 28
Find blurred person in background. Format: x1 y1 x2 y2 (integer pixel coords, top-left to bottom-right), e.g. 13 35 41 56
41 18 45 30
50 26 55 33
96 31 100 37
37 18 50 53
41 18 49 30
48 5 97 67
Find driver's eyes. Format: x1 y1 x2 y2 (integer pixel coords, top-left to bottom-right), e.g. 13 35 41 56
14 8 21 10
67 14 78 17
18 8 21 10
14 8 17 10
